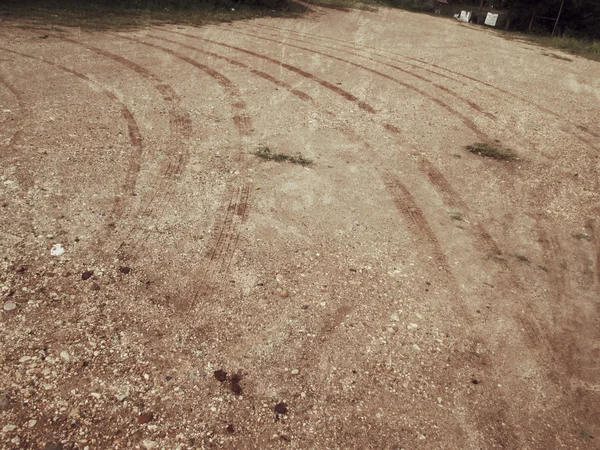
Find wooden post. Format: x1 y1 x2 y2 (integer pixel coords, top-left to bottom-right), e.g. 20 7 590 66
528 8 536 31
552 0 565 37
477 0 484 24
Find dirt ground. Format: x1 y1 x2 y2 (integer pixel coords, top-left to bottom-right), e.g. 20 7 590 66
1 4 599 449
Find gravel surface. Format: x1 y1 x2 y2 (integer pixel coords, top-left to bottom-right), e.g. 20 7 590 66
1 5 599 449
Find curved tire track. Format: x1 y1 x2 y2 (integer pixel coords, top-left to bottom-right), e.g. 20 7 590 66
254 22 600 144
0 46 144 222
173 28 487 140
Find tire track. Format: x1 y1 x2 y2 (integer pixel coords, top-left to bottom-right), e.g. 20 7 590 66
0 74 24 160
240 24 497 120
146 32 316 106
115 34 253 138
159 29 376 114
417 159 501 256
176 28 487 140
250 23 469 86
110 34 253 306
253 23 600 146
383 175 452 274
60 37 196 255
0 47 144 221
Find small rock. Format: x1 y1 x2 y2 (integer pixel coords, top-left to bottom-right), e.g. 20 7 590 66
90 282 100 291
3 302 16 311
274 402 288 415
81 270 94 281
407 323 418 330
28 419 37 428
142 440 158 449
50 244 65 256
0 395 9 411
119 266 131 275
60 351 71 362
412 344 421 351
2 424 17 432
214 370 227 382
131 430 143 440
279 290 289 298
138 412 154 424
390 313 400 322
43 443 63 450
290 369 299 375
19 356 31 363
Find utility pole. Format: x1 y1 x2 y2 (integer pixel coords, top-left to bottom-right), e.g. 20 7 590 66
552 0 565 37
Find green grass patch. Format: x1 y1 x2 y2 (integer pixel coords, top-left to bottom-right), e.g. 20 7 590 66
501 31 600 63
0 0 308 31
573 232 592 242
253 145 313 166
466 142 517 161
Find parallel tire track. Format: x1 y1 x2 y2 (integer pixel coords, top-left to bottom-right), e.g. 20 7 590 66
253 24 600 144
253 23 600 146
159 29 377 114
240 24 496 120
0 47 144 222
112 34 254 306
147 32 317 106
180 28 487 140
417 159 501 256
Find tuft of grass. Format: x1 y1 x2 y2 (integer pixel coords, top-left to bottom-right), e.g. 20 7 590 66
500 31 600 63
450 211 463 221
513 254 531 263
466 142 517 161
542 52 573 62
0 0 308 31
573 232 592 242
253 145 313 166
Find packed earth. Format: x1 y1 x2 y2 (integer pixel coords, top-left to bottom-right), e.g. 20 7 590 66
1 4 599 449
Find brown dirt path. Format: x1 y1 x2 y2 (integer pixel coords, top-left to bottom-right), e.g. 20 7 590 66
1 6 599 449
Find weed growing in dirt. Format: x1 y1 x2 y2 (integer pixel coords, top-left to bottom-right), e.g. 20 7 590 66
466 142 517 161
253 146 313 166
573 232 592 241
450 211 463 221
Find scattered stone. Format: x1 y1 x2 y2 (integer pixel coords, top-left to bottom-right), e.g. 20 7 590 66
138 412 154 424
390 313 400 322
472 378 480 385
274 402 288 415
407 323 419 330
226 424 235 434
0 395 9 411
81 270 94 281
90 282 100 291
50 244 65 256
59 351 71 362
279 290 289 298
3 302 16 311
142 440 157 449
2 424 17 432
214 370 227 382
119 266 131 275
43 443 63 450
19 356 31 363
28 419 37 428
290 369 299 375
412 344 421 352
131 430 143 440
69 408 80 419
